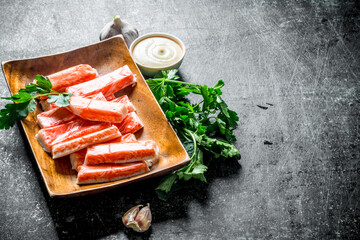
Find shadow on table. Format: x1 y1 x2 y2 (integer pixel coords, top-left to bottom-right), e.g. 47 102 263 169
39 158 241 240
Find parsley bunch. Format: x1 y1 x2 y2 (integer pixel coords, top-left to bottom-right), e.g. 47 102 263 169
0 75 72 129
146 70 241 200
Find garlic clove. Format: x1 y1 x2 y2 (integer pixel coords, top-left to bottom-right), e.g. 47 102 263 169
133 203 152 232
99 15 139 47
123 203 152 232
122 204 141 226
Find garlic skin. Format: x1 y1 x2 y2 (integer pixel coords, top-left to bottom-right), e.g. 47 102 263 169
99 15 139 47
122 204 152 232
122 205 141 226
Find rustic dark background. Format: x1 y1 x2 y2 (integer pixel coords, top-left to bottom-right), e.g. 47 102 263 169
1 0 359 239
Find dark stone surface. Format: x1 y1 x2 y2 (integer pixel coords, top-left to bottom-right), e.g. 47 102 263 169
1 0 359 239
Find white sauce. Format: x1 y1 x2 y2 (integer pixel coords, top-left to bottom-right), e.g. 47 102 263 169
132 37 183 68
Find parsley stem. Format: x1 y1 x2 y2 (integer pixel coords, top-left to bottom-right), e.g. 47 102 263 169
50 90 61 95
183 128 198 172
193 100 203 109
33 91 61 99
184 129 197 160
33 93 51 98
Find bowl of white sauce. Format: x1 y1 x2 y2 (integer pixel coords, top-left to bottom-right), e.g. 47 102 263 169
129 32 185 77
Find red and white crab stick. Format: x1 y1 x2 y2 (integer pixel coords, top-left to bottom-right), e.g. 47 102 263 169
52 125 121 159
37 92 108 128
70 133 137 171
35 64 98 93
77 161 150 184
66 65 136 98
68 96 128 123
84 140 158 165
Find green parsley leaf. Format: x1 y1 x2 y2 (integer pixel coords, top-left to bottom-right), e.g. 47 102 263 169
192 163 208 175
146 79 166 101
0 75 72 129
216 117 226 135
0 100 35 129
35 75 52 92
213 80 225 89
47 92 72 107
166 69 180 80
1 91 32 103
156 174 178 193
24 83 49 95
154 69 179 80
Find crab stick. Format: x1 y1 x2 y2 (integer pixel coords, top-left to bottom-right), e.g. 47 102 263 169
86 92 107 101
37 107 78 129
37 92 108 128
69 133 137 171
69 96 128 123
85 140 158 165
36 118 112 152
117 133 137 142
77 161 150 184
70 149 87 171
115 112 144 135
37 64 98 93
105 133 138 144
52 125 121 159
66 65 136 98
112 95 136 113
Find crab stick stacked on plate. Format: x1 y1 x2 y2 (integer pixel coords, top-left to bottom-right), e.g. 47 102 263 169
34 64 98 93
70 133 137 171
37 92 108 129
66 65 136 98
77 140 157 184
85 140 158 165
37 107 78 129
115 112 144 135
77 162 150 184
52 126 121 159
36 119 112 152
75 139 157 185
69 96 128 123
74 138 157 184
111 95 136 112
70 133 157 184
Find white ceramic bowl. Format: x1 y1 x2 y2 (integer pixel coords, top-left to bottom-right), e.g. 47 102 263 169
129 32 186 77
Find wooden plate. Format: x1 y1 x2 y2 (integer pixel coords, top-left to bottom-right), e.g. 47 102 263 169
1 36 190 198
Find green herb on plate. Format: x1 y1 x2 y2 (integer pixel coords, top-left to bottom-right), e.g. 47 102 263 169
0 75 72 129
146 69 241 200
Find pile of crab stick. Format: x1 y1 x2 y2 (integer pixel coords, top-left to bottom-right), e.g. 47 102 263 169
35 64 158 184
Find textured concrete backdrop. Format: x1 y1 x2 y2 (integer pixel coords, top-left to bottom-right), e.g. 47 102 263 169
0 0 359 239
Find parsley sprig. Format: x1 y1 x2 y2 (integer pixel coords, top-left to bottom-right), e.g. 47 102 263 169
0 75 72 129
146 70 241 200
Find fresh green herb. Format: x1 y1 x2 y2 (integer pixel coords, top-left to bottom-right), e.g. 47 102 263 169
146 69 240 201
0 75 72 129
